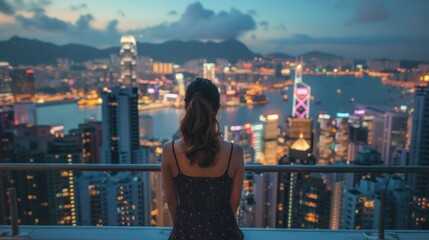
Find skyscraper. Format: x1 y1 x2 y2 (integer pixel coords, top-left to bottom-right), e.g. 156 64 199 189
0 108 14 224
260 114 279 165
101 87 139 164
10 69 36 102
409 85 429 229
13 102 37 125
277 133 318 229
9 125 54 225
341 176 410 230
46 132 83 226
292 64 311 118
224 123 263 164
333 115 349 162
252 114 280 228
292 174 331 229
75 172 105 226
0 108 14 163
120 35 138 87
100 172 146 226
99 85 151 226
0 62 12 96
139 115 154 139
78 120 102 164
287 118 313 150
316 114 334 165
381 112 408 165
203 63 215 81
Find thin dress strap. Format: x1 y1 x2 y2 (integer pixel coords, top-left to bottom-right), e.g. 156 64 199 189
172 140 181 174
225 143 234 175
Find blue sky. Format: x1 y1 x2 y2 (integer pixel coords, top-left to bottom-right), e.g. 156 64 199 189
0 0 428 61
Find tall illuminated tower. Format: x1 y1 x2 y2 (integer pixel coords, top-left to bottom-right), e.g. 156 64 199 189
120 35 138 87
203 63 215 80
292 63 311 118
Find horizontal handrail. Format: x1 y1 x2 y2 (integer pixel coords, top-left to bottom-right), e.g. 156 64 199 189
0 163 429 173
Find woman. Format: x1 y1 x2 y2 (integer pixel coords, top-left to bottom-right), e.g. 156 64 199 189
162 78 245 240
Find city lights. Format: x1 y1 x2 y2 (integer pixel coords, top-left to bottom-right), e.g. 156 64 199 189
0 4 428 234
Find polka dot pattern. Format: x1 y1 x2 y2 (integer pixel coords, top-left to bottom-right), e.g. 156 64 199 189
169 141 243 240
169 173 244 240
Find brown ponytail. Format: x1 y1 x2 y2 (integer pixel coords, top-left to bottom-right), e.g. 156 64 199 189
179 78 221 167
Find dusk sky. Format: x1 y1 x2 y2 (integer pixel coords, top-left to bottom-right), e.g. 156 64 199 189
0 0 428 61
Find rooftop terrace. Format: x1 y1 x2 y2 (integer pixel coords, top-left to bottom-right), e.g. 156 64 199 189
1 164 429 240
2 226 429 240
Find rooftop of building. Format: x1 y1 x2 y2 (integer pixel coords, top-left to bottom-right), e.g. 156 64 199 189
290 133 311 151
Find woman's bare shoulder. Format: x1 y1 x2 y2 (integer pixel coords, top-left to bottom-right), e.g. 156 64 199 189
161 140 174 164
221 141 243 162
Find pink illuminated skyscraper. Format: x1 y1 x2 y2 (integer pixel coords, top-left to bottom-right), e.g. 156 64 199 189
292 63 311 119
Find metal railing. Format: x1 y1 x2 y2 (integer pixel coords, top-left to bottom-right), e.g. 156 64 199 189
1 163 429 173
1 163 429 240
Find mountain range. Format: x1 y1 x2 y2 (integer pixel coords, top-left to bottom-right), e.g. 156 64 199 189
0 36 424 68
0 36 262 66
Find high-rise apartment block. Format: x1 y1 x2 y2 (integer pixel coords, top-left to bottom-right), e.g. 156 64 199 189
409 85 429 229
381 112 408 165
101 87 139 164
341 176 410 230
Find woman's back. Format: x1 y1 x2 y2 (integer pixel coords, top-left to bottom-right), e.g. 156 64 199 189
166 139 244 240
161 78 244 240
173 140 233 211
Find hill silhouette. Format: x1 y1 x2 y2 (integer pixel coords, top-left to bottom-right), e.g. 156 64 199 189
0 36 260 65
2 36 422 68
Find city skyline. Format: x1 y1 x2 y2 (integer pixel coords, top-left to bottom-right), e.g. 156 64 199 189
0 0 429 61
1 26 429 233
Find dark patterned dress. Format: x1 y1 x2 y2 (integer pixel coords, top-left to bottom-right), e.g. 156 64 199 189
169 140 244 240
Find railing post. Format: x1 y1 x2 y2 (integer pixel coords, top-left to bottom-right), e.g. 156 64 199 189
8 187 19 236
378 191 386 240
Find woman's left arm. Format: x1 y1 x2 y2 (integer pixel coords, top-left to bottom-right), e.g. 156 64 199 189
161 142 178 221
230 144 244 214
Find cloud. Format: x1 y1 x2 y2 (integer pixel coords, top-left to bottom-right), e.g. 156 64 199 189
134 2 256 41
247 9 256 16
167 10 177 16
1 1 256 47
15 12 68 32
334 0 347 10
76 14 94 30
276 24 286 31
117 10 125 17
348 0 390 24
106 19 119 32
13 0 51 13
259 21 269 30
270 34 409 46
70 3 87 11
0 0 15 15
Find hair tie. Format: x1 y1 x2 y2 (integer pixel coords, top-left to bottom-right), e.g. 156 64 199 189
193 92 203 98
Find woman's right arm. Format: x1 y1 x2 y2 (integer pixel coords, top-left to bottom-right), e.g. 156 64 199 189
230 144 244 214
161 142 178 221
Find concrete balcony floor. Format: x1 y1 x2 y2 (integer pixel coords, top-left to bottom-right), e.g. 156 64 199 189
1 226 429 240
